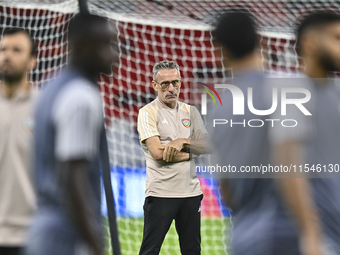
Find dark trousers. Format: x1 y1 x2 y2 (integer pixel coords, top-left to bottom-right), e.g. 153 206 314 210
139 194 203 255
0 247 22 255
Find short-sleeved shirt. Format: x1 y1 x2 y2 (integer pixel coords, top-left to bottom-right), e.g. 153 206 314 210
137 97 206 198
209 74 301 255
27 69 103 255
53 80 103 162
0 88 38 246
270 76 340 254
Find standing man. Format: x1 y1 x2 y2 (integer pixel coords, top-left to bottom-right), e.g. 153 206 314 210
272 11 340 255
211 10 321 255
26 14 116 255
0 28 37 255
137 60 211 255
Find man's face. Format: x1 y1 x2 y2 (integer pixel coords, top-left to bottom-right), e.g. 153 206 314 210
90 23 117 75
152 69 181 108
316 22 340 72
0 32 35 84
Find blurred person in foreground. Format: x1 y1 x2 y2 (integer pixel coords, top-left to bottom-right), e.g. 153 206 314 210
0 28 37 255
211 10 322 255
137 60 212 255
271 11 340 255
25 14 116 255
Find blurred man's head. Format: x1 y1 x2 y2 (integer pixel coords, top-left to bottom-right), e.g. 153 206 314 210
68 14 116 76
0 28 37 85
213 9 259 69
152 60 181 108
296 11 340 74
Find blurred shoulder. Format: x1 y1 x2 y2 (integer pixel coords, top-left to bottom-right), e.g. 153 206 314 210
53 78 102 116
139 99 159 114
178 101 196 113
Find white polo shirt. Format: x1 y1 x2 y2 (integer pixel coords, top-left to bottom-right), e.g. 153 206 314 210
137 98 207 198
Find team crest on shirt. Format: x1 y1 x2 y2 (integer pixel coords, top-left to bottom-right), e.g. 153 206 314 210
181 118 191 128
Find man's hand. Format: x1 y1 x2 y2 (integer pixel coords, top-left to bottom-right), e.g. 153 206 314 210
144 136 188 163
163 138 187 162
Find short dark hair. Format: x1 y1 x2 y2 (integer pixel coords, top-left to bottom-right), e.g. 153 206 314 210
2 27 36 56
296 11 340 55
68 14 109 44
213 9 258 59
153 60 180 80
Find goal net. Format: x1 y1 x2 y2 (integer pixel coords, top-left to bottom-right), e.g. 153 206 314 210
1 1 339 254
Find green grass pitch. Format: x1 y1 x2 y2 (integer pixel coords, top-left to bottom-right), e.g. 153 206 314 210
104 217 230 255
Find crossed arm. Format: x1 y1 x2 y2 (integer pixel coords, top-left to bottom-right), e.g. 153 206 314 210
144 134 212 163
